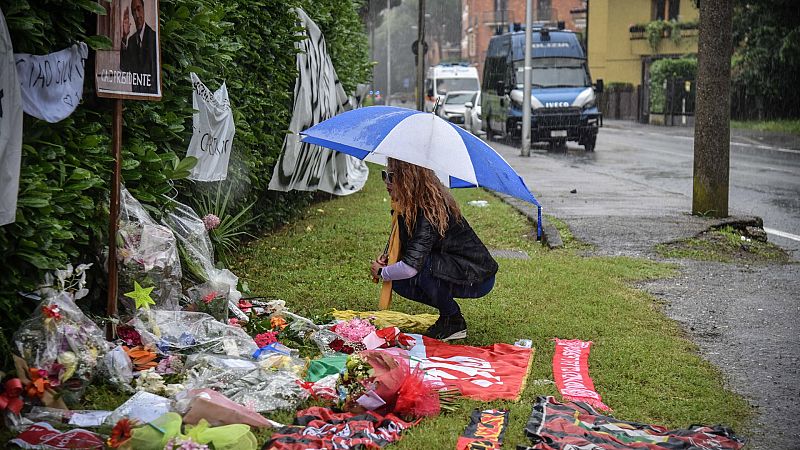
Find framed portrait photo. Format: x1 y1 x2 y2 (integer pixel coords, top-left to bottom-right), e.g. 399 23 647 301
95 0 162 100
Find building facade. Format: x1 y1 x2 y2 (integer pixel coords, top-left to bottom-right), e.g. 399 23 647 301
587 0 698 86
461 0 585 77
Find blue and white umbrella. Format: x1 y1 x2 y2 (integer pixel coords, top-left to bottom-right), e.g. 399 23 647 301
300 106 543 236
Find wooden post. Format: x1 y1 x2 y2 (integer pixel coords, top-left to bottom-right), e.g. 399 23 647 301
106 99 123 340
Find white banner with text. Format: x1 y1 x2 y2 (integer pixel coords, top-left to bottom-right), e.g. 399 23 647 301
187 72 235 182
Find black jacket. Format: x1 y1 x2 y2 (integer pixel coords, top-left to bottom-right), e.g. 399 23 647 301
398 209 498 285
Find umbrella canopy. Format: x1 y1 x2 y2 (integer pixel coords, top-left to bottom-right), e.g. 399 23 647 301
300 106 541 209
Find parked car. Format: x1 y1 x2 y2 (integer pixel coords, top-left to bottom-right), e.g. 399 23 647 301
463 91 484 136
436 90 476 127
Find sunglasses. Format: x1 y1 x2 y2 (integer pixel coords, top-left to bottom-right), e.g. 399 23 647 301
381 170 395 183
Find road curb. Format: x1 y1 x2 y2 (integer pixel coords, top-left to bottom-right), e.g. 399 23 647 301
492 193 564 249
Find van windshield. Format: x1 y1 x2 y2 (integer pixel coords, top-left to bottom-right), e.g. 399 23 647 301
437 78 480 95
514 58 590 89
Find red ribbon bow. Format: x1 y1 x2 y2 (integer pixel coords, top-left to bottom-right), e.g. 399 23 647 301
375 327 414 349
0 378 24 414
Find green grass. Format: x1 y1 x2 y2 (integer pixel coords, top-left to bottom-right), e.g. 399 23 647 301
545 214 593 250
656 225 792 263
0 167 748 448
231 165 750 449
731 118 800 135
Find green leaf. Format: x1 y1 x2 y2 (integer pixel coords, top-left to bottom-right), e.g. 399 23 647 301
17 251 57 270
68 168 93 180
174 156 198 173
86 35 113 50
175 5 191 19
77 0 108 15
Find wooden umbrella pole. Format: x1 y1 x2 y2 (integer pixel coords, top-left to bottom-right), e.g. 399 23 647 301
106 99 123 340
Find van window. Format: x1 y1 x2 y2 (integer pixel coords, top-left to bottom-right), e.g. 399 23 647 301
483 36 512 92
436 78 480 95
514 58 590 89
445 92 474 104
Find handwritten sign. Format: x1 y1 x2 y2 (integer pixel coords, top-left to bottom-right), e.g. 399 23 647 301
186 73 235 181
15 43 87 123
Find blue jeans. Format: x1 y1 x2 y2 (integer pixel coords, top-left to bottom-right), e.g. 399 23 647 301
391 258 495 317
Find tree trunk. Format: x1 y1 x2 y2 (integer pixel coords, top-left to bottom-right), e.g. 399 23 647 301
692 0 733 218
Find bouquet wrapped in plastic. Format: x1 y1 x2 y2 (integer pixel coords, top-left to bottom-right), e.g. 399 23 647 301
117 187 182 314
337 350 444 419
183 353 308 413
162 201 247 322
129 310 257 358
186 282 229 322
13 290 111 407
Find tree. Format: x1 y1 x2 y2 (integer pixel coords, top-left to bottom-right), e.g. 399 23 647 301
731 0 800 119
692 0 733 217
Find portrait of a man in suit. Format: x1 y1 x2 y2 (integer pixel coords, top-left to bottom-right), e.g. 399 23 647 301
120 0 158 94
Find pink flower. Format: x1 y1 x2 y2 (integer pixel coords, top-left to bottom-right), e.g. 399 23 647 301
202 214 221 231
238 299 253 313
254 331 278 348
201 291 218 304
228 318 241 327
331 318 376 342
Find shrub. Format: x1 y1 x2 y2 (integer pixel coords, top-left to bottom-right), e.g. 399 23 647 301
649 56 696 114
0 0 371 366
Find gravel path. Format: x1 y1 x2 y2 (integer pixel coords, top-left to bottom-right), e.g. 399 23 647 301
565 214 800 450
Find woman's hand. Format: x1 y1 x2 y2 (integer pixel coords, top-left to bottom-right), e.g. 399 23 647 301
370 255 387 281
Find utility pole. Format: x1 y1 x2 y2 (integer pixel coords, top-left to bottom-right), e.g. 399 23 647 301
692 0 733 217
521 0 533 156
386 0 392 106
415 0 426 111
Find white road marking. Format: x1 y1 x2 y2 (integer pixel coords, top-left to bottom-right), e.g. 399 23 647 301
602 128 800 155
764 227 800 242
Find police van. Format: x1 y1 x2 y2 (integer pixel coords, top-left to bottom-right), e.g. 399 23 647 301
481 26 603 151
424 63 480 112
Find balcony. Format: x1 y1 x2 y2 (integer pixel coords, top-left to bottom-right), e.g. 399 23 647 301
629 21 699 56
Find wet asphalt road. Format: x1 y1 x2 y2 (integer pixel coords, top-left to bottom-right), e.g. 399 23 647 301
487 121 800 450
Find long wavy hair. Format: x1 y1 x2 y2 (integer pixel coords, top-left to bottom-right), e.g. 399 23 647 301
387 158 461 236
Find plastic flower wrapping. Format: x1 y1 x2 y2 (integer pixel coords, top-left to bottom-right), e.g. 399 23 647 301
335 350 444 419
117 187 182 315
162 200 247 322
129 310 257 358
183 353 308 413
185 282 229 322
12 289 111 407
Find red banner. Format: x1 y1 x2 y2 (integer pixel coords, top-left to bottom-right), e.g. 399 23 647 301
552 338 610 411
405 335 533 401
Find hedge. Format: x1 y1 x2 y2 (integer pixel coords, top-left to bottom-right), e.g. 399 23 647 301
649 56 696 114
0 0 371 361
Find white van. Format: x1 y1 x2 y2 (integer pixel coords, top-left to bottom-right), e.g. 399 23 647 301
424 63 480 112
